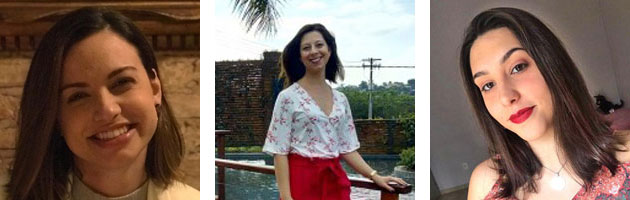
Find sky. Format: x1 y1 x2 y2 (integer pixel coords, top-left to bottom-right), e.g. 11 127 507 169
214 0 416 87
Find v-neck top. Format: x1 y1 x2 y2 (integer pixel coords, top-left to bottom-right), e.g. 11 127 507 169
484 161 630 200
262 83 360 158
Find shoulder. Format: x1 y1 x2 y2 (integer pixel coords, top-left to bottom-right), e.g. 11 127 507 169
615 130 630 162
468 159 500 200
150 180 199 200
333 89 349 103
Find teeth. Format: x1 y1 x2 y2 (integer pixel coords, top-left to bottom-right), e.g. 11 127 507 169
94 126 129 140
310 57 321 63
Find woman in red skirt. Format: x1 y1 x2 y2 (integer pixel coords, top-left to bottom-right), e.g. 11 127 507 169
262 23 408 200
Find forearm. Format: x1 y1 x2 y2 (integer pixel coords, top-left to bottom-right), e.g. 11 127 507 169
274 154 292 199
340 151 375 178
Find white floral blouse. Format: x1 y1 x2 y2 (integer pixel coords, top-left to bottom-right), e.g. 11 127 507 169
262 83 360 158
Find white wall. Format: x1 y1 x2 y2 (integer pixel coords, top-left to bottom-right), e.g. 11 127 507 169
430 0 628 192
600 1 630 104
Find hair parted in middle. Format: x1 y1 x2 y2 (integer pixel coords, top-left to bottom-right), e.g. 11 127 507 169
459 7 623 198
279 23 344 87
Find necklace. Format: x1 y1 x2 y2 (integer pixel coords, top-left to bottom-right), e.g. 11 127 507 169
542 160 568 191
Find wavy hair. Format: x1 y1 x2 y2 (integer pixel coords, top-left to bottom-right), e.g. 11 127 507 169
279 23 344 86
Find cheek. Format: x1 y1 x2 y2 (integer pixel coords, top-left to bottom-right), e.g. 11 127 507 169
483 95 508 126
59 106 88 136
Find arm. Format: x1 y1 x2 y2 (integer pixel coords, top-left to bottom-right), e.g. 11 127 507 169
341 151 408 191
274 155 293 200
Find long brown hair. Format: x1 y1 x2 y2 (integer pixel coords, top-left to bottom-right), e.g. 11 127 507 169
460 7 622 197
8 7 184 200
279 23 344 87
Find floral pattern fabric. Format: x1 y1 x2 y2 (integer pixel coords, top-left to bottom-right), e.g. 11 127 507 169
262 83 360 158
484 162 630 200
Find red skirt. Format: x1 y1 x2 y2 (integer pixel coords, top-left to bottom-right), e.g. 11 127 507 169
283 154 351 200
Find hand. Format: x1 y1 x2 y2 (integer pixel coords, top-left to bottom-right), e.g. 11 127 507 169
372 175 409 192
280 194 293 200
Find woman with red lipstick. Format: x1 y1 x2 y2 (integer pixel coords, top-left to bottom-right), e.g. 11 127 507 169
462 8 630 200
0 7 198 199
263 23 408 200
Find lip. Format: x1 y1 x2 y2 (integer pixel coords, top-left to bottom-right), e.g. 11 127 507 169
509 106 535 124
309 56 322 64
89 123 137 149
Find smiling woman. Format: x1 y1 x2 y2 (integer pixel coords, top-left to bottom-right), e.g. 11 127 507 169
0 7 199 200
264 23 408 200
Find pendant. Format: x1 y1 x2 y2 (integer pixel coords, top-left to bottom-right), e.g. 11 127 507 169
549 174 566 191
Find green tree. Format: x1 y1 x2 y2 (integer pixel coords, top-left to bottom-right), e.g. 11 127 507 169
338 79 415 119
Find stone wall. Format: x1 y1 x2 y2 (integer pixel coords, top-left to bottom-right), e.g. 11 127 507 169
0 51 200 189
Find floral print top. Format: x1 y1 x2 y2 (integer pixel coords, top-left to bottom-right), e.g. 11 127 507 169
262 83 360 158
485 162 630 200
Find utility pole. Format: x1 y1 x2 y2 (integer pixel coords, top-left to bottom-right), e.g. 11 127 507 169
362 58 381 119
346 60 414 120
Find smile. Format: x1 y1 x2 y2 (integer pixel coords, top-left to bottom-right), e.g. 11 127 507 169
309 57 322 63
509 106 535 124
93 125 129 140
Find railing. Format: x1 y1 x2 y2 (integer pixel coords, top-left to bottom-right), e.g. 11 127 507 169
215 130 413 200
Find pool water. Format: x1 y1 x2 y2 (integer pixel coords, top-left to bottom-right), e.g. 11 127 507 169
215 157 415 200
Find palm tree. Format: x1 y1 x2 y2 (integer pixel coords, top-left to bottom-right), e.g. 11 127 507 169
231 0 285 37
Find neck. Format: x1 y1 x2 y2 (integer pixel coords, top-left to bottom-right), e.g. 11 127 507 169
527 129 566 172
298 73 327 88
74 148 148 197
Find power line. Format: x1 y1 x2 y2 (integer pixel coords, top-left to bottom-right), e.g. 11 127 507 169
354 58 414 119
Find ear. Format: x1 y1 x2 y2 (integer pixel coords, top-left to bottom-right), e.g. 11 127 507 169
150 68 162 106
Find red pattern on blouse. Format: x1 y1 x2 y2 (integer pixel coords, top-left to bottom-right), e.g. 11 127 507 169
484 162 630 200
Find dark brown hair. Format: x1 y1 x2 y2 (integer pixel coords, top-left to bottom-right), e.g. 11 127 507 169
460 7 621 197
8 7 183 200
279 23 344 86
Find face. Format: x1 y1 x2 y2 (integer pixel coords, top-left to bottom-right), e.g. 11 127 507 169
59 29 161 170
469 27 554 142
299 31 331 74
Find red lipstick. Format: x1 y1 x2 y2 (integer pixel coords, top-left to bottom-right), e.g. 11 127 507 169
509 106 535 124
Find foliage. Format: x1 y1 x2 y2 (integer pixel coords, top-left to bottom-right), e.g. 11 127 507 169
399 113 415 146
231 0 285 37
397 147 415 170
337 79 415 119
222 146 263 153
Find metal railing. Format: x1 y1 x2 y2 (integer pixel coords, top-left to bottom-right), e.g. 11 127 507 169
215 130 413 200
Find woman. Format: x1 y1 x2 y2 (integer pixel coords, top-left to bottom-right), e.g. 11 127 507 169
0 7 199 199
262 23 408 200
462 8 630 199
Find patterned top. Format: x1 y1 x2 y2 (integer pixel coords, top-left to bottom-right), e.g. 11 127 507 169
262 83 360 158
484 162 630 200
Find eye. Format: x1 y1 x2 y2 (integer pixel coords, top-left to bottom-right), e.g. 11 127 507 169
110 77 135 92
67 92 89 103
481 82 495 92
316 43 324 48
302 46 310 51
510 63 528 74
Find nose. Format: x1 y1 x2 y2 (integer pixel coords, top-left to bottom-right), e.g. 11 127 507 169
93 90 121 122
499 81 520 106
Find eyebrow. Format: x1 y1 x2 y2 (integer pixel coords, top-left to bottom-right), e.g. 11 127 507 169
60 66 137 92
472 47 526 80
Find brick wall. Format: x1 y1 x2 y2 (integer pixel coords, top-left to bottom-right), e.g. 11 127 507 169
0 51 200 189
215 52 409 154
